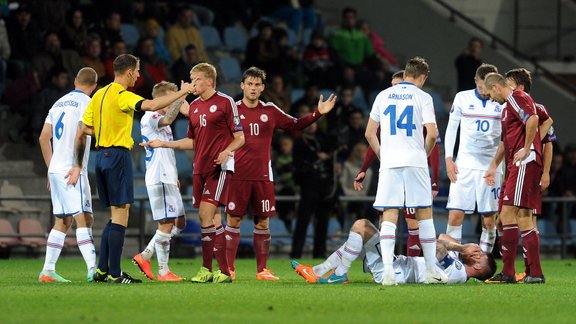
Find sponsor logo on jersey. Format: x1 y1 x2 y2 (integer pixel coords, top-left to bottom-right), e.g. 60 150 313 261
503 195 509 201
209 105 217 113
240 114 246 119
469 104 474 110
260 114 268 122
203 188 211 195
193 108 198 114
225 235 232 241
270 206 276 212
228 202 236 210
455 260 462 270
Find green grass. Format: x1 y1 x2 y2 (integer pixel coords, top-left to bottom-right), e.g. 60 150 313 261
0 258 575 323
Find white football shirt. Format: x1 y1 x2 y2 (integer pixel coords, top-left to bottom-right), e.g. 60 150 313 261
445 89 503 170
396 253 468 284
44 90 91 174
141 112 178 186
369 82 436 169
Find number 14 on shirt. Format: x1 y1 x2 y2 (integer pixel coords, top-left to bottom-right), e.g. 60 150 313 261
383 104 416 136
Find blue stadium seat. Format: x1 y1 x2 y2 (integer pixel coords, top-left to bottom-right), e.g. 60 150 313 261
175 151 193 178
301 28 313 46
570 219 576 245
290 88 304 104
433 216 448 238
352 87 368 111
180 218 202 247
173 118 189 140
132 119 142 144
218 56 242 83
223 25 248 52
537 218 561 247
199 25 223 50
269 217 292 249
132 184 150 210
461 217 477 243
120 23 140 49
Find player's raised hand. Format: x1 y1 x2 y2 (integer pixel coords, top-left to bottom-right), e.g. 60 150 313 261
354 172 366 191
446 158 458 183
317 94 337 115
140 139 163 148
65 166 81 186
215 149 233 165
180 81 194 95
484 168 496 186
540 172 550 192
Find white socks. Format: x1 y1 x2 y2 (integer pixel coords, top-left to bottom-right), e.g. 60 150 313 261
141 232 158 261
480 227 496 254
154 230 172 276
446 224 462 243
43 229 66 274
379 221 397 267
313 246 345 277
418 219 438 271
76 227 96 272
335 232 363 276
171 225 182 237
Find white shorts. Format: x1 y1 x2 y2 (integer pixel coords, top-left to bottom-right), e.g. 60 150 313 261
373 167 432 210
147 183 185 221
49 173 93 217
364 236 416 284
446 167 501 214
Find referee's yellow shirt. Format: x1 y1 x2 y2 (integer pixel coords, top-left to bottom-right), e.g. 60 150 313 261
83 82 144 149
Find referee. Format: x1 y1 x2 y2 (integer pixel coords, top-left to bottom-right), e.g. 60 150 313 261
67 54 193 284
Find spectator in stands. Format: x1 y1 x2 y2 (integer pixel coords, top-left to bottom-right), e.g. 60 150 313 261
103 40 127 84
337 108 367 161
262 74 292 113
266 0 318 34
165 5 208 62
291 121 336 259
30 66 70 141
291 83 319 115
324 86 358 133
455 37 483 92
29 0 70 32
0 17 10 98
60 8 88 53
95 11 124 59
302 31 335 89
81 34 106 83
131 37 170 97
6 5 39 78
171 44 200 84
142 18 171 65
357 19 398 72
339 142 372 220
328 7 374 70
32 31 83 86
244 20 280 75
273 135 298 233
272 27 300 85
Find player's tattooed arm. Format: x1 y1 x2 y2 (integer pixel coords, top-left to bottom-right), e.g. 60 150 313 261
158 100 186 127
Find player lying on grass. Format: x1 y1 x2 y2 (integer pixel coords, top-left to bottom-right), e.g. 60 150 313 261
132 81 190 282
292 219 497 284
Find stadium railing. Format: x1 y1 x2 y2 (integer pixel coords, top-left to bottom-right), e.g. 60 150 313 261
1 195 575 258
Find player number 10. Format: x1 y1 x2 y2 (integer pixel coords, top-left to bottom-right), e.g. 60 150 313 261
261 199 270 212
475 120 490 132
249 123 260 136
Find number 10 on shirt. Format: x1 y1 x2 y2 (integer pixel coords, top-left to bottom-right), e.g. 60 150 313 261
383 105 416 136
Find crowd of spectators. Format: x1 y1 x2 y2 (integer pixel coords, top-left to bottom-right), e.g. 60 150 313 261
0 0 574 240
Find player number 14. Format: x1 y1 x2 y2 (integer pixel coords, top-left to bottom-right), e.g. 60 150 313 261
383 105 416 136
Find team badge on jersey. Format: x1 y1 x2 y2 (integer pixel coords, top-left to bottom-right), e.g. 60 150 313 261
85 199 91 208
228 202 236 210
455 260 462 270
209 105 217 113
168 204 175 213
260 114 268 122
469 104 475 110
494 106 501 112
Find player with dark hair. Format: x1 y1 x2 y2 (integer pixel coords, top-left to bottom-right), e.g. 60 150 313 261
354 70 441 257
291 219 497 284
484 73 545 284
366 57 445 285
143 63 244 284
68 54 194 284
224 66 336 280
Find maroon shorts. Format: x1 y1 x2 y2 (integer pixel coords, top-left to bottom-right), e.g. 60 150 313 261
403 207 416 220
501 161 541 210
192 169 232 208
532 187 543 216
226 179 276 217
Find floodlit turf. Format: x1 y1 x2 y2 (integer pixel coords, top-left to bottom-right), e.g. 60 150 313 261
0 258 575 323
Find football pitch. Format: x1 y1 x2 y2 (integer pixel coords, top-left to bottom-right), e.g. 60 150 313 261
0 258 575 323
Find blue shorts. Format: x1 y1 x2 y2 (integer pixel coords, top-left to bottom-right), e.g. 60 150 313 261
95 147 134 208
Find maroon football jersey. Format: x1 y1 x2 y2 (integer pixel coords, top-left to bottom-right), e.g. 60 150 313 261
233 100 322 181
502 90 542 167
187 92 243 174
